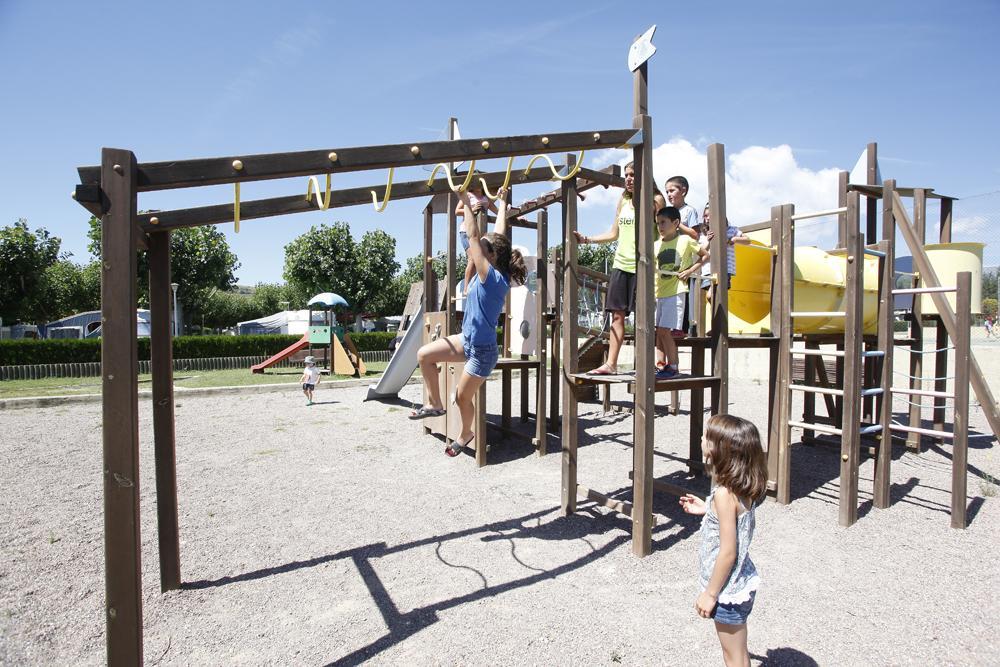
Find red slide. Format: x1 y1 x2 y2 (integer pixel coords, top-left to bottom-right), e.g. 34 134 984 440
251 334 309 373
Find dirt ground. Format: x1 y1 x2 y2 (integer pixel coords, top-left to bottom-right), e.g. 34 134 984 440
1 376 998 666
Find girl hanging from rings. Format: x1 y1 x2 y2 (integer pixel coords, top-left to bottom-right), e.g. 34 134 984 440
410 187 527 458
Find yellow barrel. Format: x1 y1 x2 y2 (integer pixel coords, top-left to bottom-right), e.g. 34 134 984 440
920 242 984 315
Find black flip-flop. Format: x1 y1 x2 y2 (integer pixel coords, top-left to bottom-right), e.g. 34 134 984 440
409 406 446 420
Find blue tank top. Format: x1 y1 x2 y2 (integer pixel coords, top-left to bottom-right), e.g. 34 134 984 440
462 266 509 346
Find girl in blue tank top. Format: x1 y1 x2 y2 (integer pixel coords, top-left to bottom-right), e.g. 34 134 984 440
411 187 527 458
680 414 768 667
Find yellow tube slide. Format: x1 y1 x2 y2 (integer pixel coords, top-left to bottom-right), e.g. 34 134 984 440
724 240 983 335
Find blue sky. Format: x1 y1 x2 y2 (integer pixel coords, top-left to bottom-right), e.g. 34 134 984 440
1 1 998 284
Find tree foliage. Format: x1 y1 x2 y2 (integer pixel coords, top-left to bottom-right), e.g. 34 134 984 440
87 215 239 314
283 221 399 318
0 219 61 322
198 283 304 330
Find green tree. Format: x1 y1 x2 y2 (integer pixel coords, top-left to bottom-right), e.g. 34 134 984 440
25 259 102 323
0 219 61 322
982 297 997 319
87 216 239 316
283 222 399 323
577 241 617 274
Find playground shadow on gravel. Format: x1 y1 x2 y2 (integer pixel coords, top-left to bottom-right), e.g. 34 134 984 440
181 502 695 665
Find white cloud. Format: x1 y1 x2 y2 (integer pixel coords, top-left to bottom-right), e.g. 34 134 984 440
578 138 843 248
953 215 988 235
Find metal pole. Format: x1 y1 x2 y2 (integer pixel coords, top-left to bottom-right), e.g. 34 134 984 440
170 283 179 336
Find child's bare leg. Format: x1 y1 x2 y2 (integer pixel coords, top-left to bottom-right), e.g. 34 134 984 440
714 622 750 667
655 327 668 367
606 310 626 369
664 330 679 368
416 334 465 409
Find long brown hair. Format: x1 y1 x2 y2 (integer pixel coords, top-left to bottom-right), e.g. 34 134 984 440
704 414 768 505
487 233 527 285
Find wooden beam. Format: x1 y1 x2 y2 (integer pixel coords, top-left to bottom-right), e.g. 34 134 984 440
100 148 143 665
874 180 896 509
933 197 953 431
575 165 625 189
707 144 729 414
535 210 548 456
136 165 562 232
952 272 971 528
839 192 863 527
907 189 927 451
560 157 580 517
631 63 655 558
79 129 640 192
423 205 436 312
775 205 794 505
148 231 180 592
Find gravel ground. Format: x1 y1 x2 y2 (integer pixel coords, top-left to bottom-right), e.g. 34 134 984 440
1 376 998 666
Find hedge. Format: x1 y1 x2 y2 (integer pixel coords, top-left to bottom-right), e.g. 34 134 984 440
0 332 402 366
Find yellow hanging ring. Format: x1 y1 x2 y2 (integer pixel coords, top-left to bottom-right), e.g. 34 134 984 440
306 173 333 210
233 182 241 233
523 150 585 181
480 156 514 200
371 167 394 213
426 160 477 192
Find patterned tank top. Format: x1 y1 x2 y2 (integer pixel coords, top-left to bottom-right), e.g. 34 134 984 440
697 487 760 604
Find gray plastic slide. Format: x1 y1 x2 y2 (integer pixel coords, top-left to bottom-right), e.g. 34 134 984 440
364 304 424 401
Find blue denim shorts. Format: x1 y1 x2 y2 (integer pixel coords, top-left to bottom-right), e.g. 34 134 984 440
712 590 756 625
462 336 499 378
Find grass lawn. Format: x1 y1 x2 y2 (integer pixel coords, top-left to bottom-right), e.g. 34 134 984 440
0 362 389 399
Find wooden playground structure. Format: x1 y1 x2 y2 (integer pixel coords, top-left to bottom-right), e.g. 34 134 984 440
71 28 996 665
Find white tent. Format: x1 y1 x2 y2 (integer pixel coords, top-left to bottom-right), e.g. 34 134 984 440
236 309 312 335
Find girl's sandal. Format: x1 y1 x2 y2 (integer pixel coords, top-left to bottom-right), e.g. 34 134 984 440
409 406 446 420
445 435 474 457
586 364 618 376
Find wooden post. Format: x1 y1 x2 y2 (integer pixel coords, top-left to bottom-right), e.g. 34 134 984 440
952 272 971 528
550 248 561 431
766 205 784 491
423 204 436 313
866 142 879 244
707 144 729 415
100 147 143 665
775 204 794 505
446 119 458 334
802 341 817 443
631 63 656 557
837 170 849 248
874 179 896 509
560 155 580 516
148 231 180 592
934 198 953 432
520 359 530 423
535 209 548 455
839 192 863 527
447 194 457 334
907 189 927 450
689 340 705 474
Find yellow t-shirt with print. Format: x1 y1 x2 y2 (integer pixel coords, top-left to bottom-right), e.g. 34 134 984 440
611 198 636 273
654 234 699 298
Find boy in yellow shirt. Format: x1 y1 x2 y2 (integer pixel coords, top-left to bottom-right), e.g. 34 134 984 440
654 206 708 380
